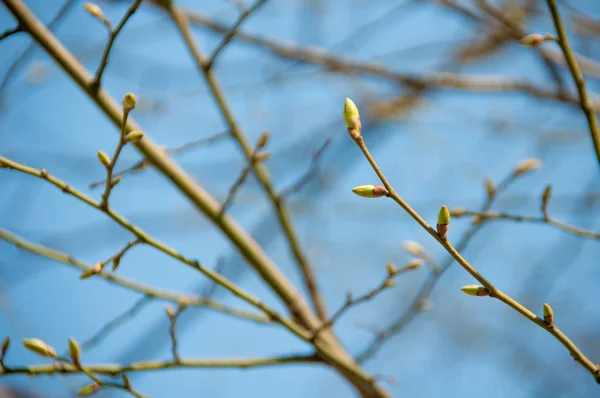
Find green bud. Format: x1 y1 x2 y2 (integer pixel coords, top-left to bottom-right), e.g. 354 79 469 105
352 184 388 198
122 375 131 389
97 150 111 168
125 130 144 142
122 93 137 111
543 303 554 326
343 98 361 139
22 338 58 359
110 176 121 188
78 383 100 396
437 205 450 238
69 338 81 365
460 285 489 297
542 184 552 210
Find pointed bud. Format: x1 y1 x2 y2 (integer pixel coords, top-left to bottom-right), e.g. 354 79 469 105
78 383 100 396
343 98 361 140
407 258 424 269
111 256 121 271
110 176 121 188
1 337 10 358
256 132 269 149
83 3 104 21
485 179 496 199
97 151 111 168
514 158 541 176
383 279 396 288
460 285 490 297
22 338 58 359
346 291 353 303
165 306 175 319
68 338 81 365
543 303 554 326
437 205 450 238
542 184 552 212
122 93 137 111
519 33 545 46
402 240 423 256
253 152 271 163
352 184 389 198
122 375 131 389
124 130 144 142
449 208 466 218
386 262 397 277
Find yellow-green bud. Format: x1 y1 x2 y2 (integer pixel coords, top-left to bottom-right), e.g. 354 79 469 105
352 184 389 198
437 205 450 238
110 176 121 188
514 158 541 176
22 338 58 359
122 375 131 389
97 150 111 168
543 303 554 326
125 130 144 142
343 97 361 139
407 258 424 269
386 262 397 277
165 306 175 319
78 383 100 396
83 3 104 21
402 240 423 255
519 33 545 46
122 93 136 111
68 338 81 365
460 285 489 297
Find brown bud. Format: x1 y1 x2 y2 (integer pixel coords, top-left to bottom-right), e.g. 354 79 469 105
78 383 101 396
485 179 496 199
256 132 269 149
1 337 10 358
253 152 271 163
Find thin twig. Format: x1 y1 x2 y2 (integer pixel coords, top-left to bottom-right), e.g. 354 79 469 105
0 25 22 41
280 139 331 198
349 127 600 382
205 0 268 70
2 354 322 376
0 227 268 324
166 3 330 323
91 0 143 92
454 210 600 240
546 0 600 166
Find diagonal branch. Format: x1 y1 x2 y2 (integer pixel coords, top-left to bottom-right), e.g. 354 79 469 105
0 227 269 324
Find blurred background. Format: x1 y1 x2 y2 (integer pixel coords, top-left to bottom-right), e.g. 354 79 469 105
1 0 600 396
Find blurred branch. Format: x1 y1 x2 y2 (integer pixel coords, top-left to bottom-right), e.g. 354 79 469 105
0 227 269 324
146 1 600 111
357 173 518 363
0 0 77 94
0 157 298 335
90 0 143 93
2 353 322 376
280 139 331 198
546 0 600 166
205 0 268 70
453 210 600 240
347 105 600 382
0 25 22 41
165 3 329 323
89 131 229 189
